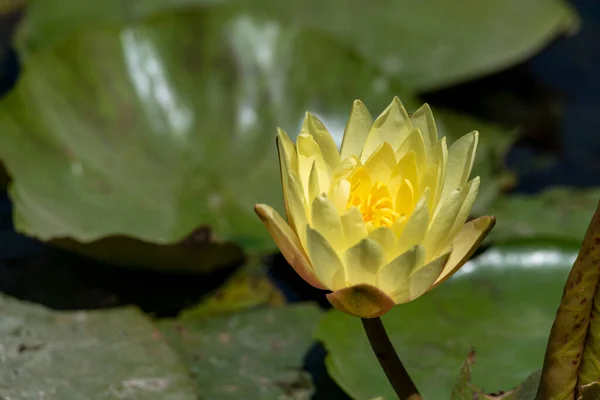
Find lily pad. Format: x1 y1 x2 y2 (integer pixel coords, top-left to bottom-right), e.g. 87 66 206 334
177 257 285 319
0 294 197 399
16 0 578 91
50 231 245 273
158 303 322 400
229 0 578 90
487 187 600 245
1 2 527 263
315 245 577 399
0 8 414 257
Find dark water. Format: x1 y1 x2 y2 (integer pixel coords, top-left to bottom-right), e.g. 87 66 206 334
0 0 599 398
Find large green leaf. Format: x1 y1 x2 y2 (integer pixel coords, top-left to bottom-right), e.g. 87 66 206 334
315 245 577 399
158 303 322 400
1 4 521 263
234 0 579 91
17 0 578 91
177 256 285 319
488 188 600 245
0 9 414 254
0 294 197 399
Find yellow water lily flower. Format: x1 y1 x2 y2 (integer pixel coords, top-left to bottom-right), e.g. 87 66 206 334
255 97 495 318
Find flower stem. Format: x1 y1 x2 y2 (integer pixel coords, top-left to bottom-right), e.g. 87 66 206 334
361 317 423 400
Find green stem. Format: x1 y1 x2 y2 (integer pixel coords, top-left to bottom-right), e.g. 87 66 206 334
361 317 423 400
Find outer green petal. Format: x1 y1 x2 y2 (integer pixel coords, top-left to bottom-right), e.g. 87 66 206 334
343 237 386 286
254 204 326 290
326 283 395 318
340 100 373 160
306 226 346 290
302 112 340 170
378 245 425 302
432 216 496 288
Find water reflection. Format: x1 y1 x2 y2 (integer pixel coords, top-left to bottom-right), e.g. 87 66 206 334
121 29 193 138
456 248 578 276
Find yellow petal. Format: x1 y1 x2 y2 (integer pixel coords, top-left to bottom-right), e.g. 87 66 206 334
286 171 310 245
405 251 450 302
340 100 373 160
390 214 407 238
297 134 330 200
378 245 425 302
348 167 372 201
432 216 496 288
441 131 478 201
396 188 431 256
332 156 359 181
363 142 397 184
302 112 340 170
341 207 368 248
410 103 438 159
395 129 427 174
254 204 326 290
311 194 345 251
391 151 418 199
448 177 480 240
431 136 448 167
307 161 321 205
423 187 463 260
432 178 480 258
277 131 298 228
306 226 346 290
329 179 351 214
326 283 395 318
343 237 386 286
431 137 448 206
368 226 396 263
395 179 414 217
421 161 442 216
277 128 298 174
360 97 412 162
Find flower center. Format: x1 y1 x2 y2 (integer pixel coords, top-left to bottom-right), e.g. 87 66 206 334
349 182 400 230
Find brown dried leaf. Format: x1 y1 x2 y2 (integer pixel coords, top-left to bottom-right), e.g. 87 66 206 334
537 199 600 400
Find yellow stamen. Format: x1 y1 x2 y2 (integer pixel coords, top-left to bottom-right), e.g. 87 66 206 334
349 182 400 230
